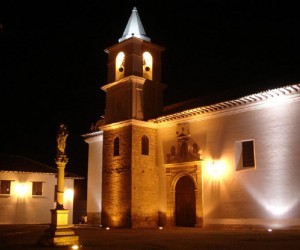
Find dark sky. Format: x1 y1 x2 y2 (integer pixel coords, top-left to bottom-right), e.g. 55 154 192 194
1 1 300 176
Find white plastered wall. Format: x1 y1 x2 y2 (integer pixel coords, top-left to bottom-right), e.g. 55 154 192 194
156 93 300 228
85 134 103 223
0 172 76 224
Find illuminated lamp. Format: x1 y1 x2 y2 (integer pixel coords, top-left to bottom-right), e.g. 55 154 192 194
15 183 28 197
206 160 225 179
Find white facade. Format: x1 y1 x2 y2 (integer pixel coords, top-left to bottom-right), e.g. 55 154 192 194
84 132 103 224
154 86 300 229
85 84 300 229
0 170 76 224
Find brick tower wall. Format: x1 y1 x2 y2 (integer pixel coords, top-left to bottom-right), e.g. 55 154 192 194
102 126 132 227
131 125 158 228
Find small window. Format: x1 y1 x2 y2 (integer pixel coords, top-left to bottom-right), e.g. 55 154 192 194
0 180 11 195
32 182 43 196
141 135 149 155
114 137 120 156
235 140 256 170
242 141 255 167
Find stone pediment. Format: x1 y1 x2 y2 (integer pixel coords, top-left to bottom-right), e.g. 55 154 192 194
166 123 201 164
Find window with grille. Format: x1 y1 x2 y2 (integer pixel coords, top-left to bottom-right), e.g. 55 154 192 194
0 180 11 195
242 141 255 167
235 140 256 170
32 181 43 196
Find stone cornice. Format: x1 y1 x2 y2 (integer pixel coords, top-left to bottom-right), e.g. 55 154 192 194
151 84 300 126
81 131 103 142
164 160 203 168
98 119 157 132
101 75 146 92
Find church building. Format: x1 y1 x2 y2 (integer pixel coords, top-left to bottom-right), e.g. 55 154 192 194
82 7 300 229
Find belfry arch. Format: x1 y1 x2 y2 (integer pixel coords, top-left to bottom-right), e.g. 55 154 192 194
143 51 153 80
115 52 125 81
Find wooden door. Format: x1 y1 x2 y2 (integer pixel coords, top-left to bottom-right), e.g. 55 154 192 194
175 176 196 227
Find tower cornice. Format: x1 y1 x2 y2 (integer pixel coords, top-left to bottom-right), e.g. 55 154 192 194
101 75 146 92
99 118 157 131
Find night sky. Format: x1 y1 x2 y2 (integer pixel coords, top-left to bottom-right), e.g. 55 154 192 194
1 1 299 176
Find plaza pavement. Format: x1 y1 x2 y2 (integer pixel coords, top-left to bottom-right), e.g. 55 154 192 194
1 224 300 249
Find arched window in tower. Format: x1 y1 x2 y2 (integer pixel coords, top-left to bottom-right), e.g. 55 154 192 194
143 52 153 80
113 137 120 156
141 135 149 155
116 52 125 81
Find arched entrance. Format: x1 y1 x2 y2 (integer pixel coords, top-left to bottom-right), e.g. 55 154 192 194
175 176 196 227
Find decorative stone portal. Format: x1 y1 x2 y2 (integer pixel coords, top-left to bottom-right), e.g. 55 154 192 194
165 162 203 227
164 122 203 227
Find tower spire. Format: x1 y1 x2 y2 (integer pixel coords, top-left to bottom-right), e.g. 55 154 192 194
118 7 151 43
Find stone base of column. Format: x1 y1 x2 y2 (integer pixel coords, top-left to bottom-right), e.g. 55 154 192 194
38 209 79 247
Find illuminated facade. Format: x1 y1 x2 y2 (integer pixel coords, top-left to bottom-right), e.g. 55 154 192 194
83 7 300 229
0 155 80 224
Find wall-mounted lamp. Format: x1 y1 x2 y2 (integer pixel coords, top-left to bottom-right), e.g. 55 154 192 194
206 160 226 179
15 183 28 197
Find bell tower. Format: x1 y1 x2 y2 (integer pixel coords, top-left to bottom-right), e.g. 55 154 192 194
102 7 166 124
99 7 166 228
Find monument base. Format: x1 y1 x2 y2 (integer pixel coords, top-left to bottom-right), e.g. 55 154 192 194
38 209 79 247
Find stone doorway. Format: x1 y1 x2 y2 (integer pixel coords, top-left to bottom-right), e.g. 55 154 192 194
175 175 196 227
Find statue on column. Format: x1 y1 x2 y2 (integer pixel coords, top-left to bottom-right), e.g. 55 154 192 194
56 123 69 159
55 123 69 209
38 123 79 247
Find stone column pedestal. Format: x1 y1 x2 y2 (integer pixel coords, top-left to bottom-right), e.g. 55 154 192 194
38 209 79 247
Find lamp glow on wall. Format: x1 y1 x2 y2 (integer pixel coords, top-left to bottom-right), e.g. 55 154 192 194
14 183 29 197
64 188 74 201
206 160 226 179
63 188 74 210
